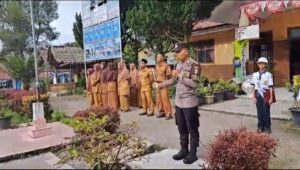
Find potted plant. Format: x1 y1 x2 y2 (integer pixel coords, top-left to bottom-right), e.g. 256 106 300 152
204 85 214 105
196 86 205 105
212 80 226 102
285 81 300 127
0 109 12 130
224 81 239 100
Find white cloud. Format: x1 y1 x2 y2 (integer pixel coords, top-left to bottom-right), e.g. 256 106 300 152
51 1 81 45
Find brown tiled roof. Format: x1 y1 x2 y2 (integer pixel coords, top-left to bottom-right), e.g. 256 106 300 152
0 68 12 80
193 20 225 30
39 46 84 66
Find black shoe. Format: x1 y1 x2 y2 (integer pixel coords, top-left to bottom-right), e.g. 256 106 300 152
156 113 166 118
166 116 173 120
139 112 147 115
173 149 189 161
183 153 198 164
147 113 154 117
256 129 262 133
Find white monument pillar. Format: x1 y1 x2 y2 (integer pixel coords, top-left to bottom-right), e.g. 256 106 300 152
28 102 51 138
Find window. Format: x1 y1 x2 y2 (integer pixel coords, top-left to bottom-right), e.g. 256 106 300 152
0 80 13 89
193 40 215 64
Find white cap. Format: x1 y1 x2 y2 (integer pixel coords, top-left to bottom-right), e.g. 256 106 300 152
257 57 268 64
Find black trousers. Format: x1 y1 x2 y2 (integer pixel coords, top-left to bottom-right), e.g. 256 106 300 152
175 106 200 149
256 92 271 130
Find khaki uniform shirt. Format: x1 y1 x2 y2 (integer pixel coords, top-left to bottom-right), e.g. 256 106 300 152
155 62 171 83
139 67 154 92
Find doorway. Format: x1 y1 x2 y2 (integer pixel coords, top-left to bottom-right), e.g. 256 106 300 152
249 31 273 74
289 28 300 81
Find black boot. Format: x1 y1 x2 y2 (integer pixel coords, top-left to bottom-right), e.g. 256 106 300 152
173 147 189 161
183 146 198 164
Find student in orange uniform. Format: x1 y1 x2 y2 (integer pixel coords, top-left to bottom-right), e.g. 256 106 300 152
129 63 139 107
106 62 119 109
118 61 131 112
100 62 108 107
86 68 94 106
91 64 102 107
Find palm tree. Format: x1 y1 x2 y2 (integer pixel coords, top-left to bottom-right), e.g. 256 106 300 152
4 54 35 90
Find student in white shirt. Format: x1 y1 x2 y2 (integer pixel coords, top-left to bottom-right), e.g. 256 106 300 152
251 57 274 134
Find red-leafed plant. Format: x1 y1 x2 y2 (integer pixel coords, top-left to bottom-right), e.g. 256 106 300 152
74 107 120 134
204 128 278 170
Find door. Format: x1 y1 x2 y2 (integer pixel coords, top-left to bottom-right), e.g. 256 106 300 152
289 28 300 80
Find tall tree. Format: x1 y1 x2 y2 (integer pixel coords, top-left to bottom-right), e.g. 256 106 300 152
125 0 222 54
72 13 83 49
0 1 59 56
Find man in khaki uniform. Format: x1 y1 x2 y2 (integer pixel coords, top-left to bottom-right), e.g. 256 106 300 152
139 59 155 116
155 54 173 120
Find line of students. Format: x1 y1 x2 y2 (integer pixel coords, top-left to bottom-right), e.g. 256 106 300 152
86 56 173 120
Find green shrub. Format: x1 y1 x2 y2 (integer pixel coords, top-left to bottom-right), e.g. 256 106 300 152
74 87 86 96
196 87 205 96
0 108 31 125
74 107 120 134
51 110 66 122
77 76 86 89
212 80 226 93
58 113 148 169
168 85 176 99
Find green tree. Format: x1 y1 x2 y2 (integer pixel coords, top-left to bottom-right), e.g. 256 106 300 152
0 1 59 56
125 0 222 54
0 1 29 56
72 13 83 49
4 54 35 90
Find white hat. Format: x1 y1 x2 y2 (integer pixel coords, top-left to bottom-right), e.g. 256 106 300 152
257 57 268 64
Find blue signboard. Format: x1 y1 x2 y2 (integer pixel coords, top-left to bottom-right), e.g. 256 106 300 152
82 0 121 61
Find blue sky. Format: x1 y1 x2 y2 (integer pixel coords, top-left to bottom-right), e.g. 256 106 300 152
50 1 81 45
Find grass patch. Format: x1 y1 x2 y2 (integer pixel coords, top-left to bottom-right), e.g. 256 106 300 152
281 121 300 135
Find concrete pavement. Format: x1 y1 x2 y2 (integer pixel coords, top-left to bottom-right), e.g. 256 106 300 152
0 122 74 161
199 98 291 120
0 152 73 169
120 108 300 169
49 95 89 117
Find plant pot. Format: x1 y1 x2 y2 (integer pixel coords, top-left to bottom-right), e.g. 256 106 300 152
204 96 214 105
289 107 300 128
214 91 225 102
0 116 12 130
197 95 205 105
224 90 236 100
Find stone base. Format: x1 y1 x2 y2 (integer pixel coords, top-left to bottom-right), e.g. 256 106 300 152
28 126 52 139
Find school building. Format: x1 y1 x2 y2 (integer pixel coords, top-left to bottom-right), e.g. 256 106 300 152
190 1 300 86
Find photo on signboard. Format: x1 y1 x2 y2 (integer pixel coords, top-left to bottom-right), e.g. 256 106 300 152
106 39 114 58
85 45 91 61
112 18 120 38
105 21 113 40
113 37 121 57
99 41 106 58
